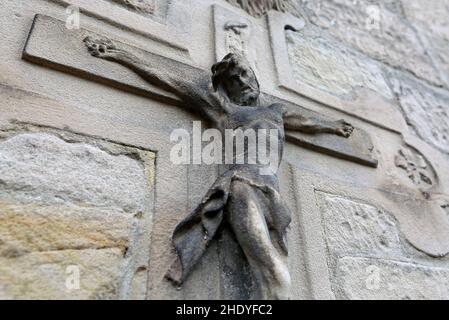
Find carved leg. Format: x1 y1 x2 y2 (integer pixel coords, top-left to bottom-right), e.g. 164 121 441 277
227 180 291 300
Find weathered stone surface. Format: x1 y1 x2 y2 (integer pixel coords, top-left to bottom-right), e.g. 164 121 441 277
316 192 402 257
0 203 131 255
400 0 449 41
422 34 449 89
0 203 132 299
109 0 156 15
336 257 449 300
226 0 303 18
286 27 392 100
300 0 442 86
395 147 435 188
317 191 449 299
0 133 147 212
400 0 449 89
389 72 449 154
213 5 260 75
33 1 191 54
0 247 124 300
0 131 153 299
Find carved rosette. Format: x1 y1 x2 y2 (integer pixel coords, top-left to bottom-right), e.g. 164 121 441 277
394 147 435 187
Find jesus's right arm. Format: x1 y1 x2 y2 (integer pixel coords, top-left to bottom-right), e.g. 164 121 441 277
84 36 223 123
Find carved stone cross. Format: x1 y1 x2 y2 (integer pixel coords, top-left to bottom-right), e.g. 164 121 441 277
22 14 378 299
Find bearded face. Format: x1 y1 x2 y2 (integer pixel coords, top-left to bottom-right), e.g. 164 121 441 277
212 53 260 107
221 63 260 106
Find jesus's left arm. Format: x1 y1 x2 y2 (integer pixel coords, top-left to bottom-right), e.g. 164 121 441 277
281 107 354 138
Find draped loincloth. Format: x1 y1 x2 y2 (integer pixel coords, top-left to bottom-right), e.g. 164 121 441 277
166 167 291 286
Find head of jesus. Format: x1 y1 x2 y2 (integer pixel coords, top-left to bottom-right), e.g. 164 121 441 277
211 53 260 107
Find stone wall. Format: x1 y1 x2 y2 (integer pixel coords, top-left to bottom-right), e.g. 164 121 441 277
0 0 448 300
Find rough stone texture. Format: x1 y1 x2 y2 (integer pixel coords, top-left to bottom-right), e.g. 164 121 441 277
0 132 153 299
299 0 443 87
316 192 403 258
49 0 190 54
0 204 131 255
286 27 392 100
395 147 435 187
0 133 147 212
389 72 449 154
336 257 449 300
317 191 449 299
400 0 449 88
0 247 124 300
400 0 449 40
109 0 156 15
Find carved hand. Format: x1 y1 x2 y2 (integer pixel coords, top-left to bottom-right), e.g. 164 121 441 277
83 36 124 60
334 119 354 138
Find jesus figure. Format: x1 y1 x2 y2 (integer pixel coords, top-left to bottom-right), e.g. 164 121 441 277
84 37 353 299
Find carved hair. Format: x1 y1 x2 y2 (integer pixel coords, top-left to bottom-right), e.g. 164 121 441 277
211 53 260 92
226 0 299 17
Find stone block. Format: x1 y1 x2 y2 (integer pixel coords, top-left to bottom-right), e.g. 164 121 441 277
389 72 449 154
400 0 449 89
0 247 125 300
316 192 402 258
300 0 442 86
336 257 449 300
286 27 392 100
108 0 156 16
0 132 148 212
0 130 155 299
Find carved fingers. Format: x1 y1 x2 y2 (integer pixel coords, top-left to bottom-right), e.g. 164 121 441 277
335 119 354 138
83 36 121 59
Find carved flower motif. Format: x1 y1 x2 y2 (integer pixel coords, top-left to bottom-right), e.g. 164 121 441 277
395 148 433 186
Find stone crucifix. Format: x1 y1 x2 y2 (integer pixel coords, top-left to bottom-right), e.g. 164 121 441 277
83 36 354 300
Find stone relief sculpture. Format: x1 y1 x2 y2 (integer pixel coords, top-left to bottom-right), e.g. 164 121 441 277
224 21 251 57
395 147 434 187
223 20 259 75
226 0 302 18
84 37 354 299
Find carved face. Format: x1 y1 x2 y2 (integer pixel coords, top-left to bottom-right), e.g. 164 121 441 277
212 53 260 107
222 62 260 106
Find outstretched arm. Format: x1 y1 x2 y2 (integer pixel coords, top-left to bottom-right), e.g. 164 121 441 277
83 37 220 118
283 109 354 138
